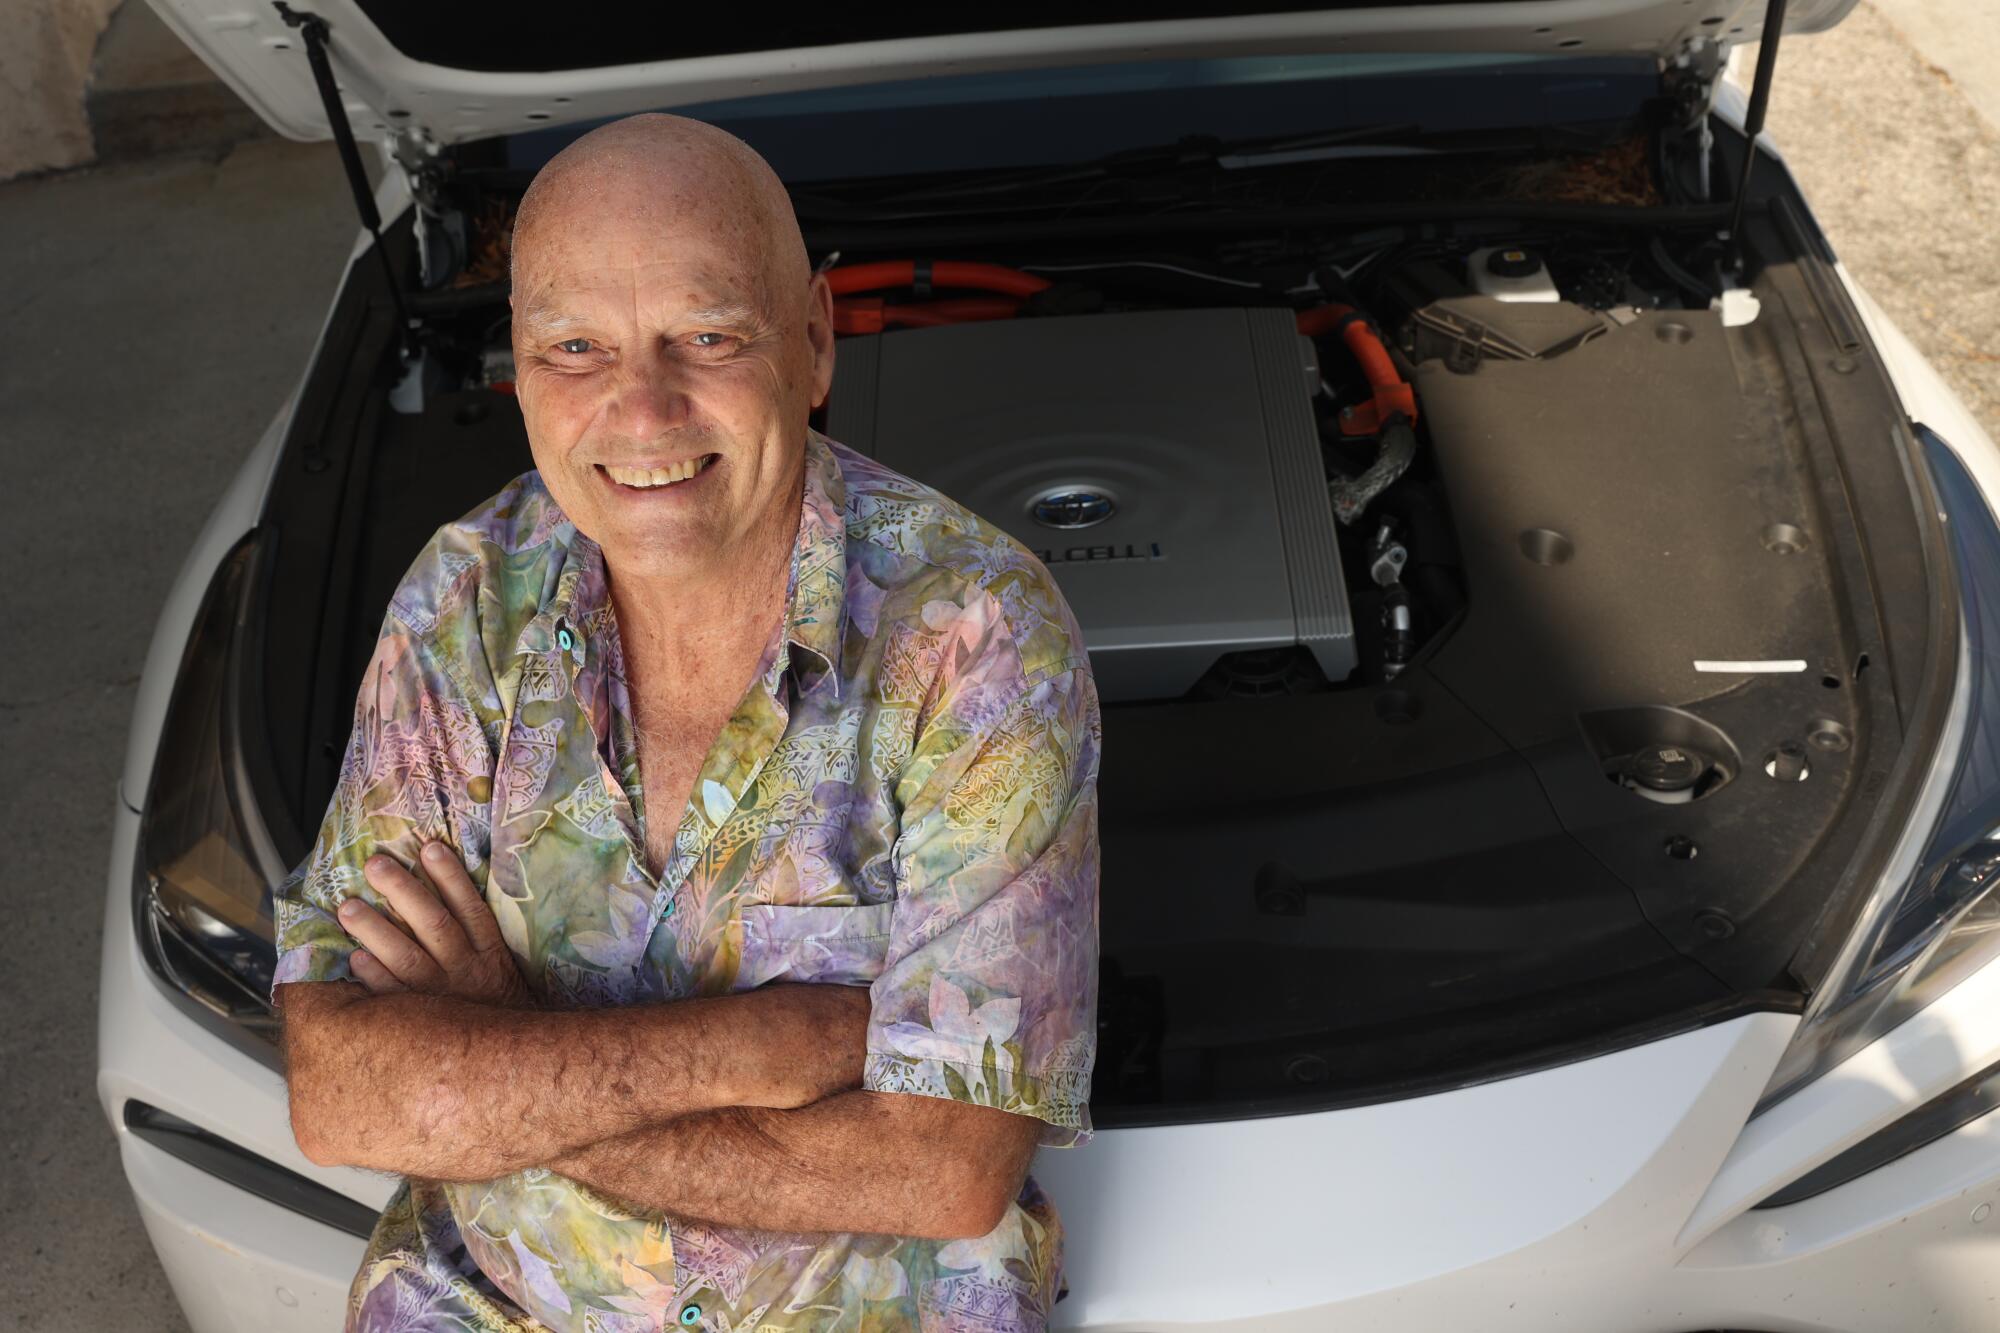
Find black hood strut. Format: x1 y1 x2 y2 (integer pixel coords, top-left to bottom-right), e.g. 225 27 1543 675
1728 0 1790 247
273 3 415 357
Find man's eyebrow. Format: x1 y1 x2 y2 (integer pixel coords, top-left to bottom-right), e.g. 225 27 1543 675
515 302 593 335
681 301 761 329
516 301 763 333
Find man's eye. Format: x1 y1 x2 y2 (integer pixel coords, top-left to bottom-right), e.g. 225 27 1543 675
691 332 730 348
554 338 593 355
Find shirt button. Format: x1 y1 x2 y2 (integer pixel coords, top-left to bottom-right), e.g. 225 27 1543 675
678 1304 702 1325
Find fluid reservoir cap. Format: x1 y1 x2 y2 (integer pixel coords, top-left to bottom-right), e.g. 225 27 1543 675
1628 744 1709 791
1486 248 1544 279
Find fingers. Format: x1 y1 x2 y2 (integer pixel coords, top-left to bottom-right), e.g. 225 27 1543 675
348 948 407 995
337 896 443 989
364 852 472 969
420 841 504 954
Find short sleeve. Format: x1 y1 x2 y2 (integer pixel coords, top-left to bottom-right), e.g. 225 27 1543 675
269 613 497 995
862 665 1102 1146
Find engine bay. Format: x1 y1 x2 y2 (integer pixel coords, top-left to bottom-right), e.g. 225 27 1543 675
265 115 1926 1121
438 214 1757 666
425 202 1801 711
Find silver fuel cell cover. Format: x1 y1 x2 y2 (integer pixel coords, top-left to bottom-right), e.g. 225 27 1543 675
827 307 1355 700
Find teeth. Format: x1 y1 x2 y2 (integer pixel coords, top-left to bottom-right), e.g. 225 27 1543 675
605 457 710 488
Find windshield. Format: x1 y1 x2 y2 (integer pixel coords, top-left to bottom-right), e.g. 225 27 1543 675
356 3 1544 72
488 54 1661 184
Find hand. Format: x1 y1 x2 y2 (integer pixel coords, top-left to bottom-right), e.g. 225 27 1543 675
336 841 531 1005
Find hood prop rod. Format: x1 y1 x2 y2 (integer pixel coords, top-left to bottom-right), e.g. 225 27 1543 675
1726 0 1790 250
274 4 414 357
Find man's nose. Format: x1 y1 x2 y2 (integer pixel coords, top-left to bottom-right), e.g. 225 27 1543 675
606 344 692 439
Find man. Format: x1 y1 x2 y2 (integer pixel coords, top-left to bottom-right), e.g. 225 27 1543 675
272 113 1101 1332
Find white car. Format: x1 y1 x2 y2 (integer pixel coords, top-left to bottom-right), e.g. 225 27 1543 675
101 2 2000 1329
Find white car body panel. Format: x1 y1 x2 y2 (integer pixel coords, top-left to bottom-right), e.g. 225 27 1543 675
146 0 1858 148
1038 1012 1795 1327
121 1135 364 1333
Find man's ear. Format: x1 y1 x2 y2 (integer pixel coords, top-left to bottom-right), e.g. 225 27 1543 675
806 273 837 410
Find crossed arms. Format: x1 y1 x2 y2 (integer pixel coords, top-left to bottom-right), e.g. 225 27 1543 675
278 844 1039 1241
277 612 1099 1244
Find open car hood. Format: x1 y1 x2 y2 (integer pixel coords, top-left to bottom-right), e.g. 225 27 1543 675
150 0 1855 149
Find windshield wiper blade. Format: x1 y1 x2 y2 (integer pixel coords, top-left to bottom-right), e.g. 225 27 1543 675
867 121 1428 206
1244 122 1427 155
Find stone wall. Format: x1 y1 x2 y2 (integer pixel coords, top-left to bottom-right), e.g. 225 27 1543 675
1 0 121 180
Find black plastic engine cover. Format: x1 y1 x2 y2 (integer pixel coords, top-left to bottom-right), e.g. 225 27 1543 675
1415 303 1868 981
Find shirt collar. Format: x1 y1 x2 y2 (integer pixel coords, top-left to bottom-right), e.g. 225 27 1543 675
538 433 849 698
782 431 849 696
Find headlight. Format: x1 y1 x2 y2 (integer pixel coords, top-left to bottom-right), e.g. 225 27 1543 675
136 531 288 1046
1761 425 2000 1108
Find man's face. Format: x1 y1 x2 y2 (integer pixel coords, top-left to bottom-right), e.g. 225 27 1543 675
510 209 834 581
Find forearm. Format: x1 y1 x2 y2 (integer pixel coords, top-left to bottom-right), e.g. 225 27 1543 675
278 981 868 1178
548 1091 1038 1241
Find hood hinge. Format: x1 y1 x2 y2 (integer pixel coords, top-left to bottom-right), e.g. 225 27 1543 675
1667 35 1728 199
272 2 415 357
388 125 450 289
389 127 445 212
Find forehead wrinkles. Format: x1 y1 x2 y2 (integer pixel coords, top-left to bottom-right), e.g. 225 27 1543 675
545 182 763 250
515 257 775 337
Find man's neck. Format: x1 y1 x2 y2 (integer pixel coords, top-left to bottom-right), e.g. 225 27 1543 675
607 504 800 689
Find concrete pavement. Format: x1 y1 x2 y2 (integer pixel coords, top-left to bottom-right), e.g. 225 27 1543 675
1742 0 2000 434
1873 0 2000 134
0 136 353 1333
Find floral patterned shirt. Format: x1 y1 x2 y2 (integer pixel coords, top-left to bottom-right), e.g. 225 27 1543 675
271 432 1101 1332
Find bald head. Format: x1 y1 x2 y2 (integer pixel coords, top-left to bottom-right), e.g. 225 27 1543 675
505 113 836 588
511 113 809 306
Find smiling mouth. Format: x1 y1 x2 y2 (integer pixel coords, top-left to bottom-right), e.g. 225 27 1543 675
600 455 718 489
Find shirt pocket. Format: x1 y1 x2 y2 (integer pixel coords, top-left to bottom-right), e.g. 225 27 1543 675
736 901 896 990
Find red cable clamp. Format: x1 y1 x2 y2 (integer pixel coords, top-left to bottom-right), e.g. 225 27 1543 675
1297 304 1418 437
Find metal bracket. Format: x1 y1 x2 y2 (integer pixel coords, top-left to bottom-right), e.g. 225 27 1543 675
389 126 445 210
1668 35 1730 121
